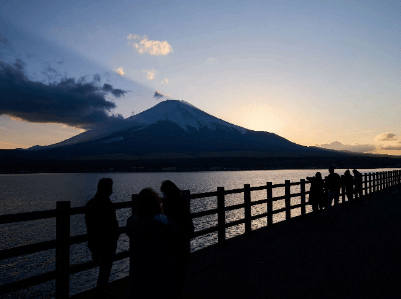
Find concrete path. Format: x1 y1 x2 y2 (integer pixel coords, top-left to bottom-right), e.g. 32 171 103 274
73 184 401 299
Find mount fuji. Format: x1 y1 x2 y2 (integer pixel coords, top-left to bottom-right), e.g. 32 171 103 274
30 99 331 158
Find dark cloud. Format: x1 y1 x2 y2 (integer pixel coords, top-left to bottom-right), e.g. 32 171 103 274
0 59 128 129
102 83 127 97
154 91 164 99
318 141 376 153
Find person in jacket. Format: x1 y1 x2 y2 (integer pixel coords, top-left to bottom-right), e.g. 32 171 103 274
343 170 355 202
126 187 175 299
353 169 363 200
306 172 325 215
161 180 195 299
85 178 119 296
325 166 341 215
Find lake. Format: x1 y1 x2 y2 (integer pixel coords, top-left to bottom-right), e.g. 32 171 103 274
0 168 398 297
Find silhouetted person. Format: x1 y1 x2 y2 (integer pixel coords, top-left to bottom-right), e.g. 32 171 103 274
161 180 195 298
306 172 325 215
343 170 355 202
126 188 175 299
325 166 341 215
353 169 363 199
85 178 119 297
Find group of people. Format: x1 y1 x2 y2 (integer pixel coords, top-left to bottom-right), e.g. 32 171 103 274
85 178 194 299
307 166 363 215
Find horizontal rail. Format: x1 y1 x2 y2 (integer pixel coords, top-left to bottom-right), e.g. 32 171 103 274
0 270 56 295
69 250 130 275
226 218 245 228
190 191 218 199
224 188 244 195
0 240 57 261
0 209 57 225
191 208 218 219
193 226 218 238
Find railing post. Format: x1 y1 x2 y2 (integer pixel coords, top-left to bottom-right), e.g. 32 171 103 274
391 170 395 186
369 173 372 194
217 187 226 245
386 172 389 189
363 173 368 196
244 184 252 236
182 190 192 255
300 179 306 216
56 201 70 299
373 173 376 193
267 182 273 227
378 172 381 191
381 172 384 190
285 180 291 220
341 175 346 203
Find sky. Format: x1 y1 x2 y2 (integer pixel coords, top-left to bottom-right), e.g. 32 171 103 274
0 0 400 155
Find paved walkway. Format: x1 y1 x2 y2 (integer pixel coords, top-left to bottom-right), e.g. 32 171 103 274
73 184 401 299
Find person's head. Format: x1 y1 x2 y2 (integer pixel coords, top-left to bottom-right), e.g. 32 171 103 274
353 169 359 174
97 178 113 196
160 180 181 199
160 180 182 215
315 172 322 180
344 169 350 176
329 165 335 174
138 188 162 218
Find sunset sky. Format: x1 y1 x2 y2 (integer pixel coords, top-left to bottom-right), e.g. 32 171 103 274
0 0 400 155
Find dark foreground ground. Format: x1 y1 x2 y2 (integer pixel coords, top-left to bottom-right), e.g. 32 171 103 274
73 184 401 299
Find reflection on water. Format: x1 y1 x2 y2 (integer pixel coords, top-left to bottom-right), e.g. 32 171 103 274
0 169 397 297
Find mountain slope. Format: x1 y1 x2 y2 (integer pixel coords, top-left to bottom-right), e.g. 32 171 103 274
27 99 336 158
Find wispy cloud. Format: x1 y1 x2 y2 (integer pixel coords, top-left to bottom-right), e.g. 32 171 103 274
318 141 376 153
375 132 398 141
0 59 128 129
114 67 125 76
379 144 401 150
142 69 156 80
161 78 169 85
127 34 173 56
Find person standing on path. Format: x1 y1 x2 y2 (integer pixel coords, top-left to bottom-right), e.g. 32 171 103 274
85 178 119 297
343 170 355 202
325 166 341 215
306 172 325 215
161 180 195 299
126 188 176 299
353 169 363 200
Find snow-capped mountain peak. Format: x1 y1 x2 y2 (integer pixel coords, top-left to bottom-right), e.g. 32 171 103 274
128 100 246 133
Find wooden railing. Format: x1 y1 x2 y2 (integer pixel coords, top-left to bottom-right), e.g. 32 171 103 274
0 170 400 298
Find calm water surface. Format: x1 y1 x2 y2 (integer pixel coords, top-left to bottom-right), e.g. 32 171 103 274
0 169 397 297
